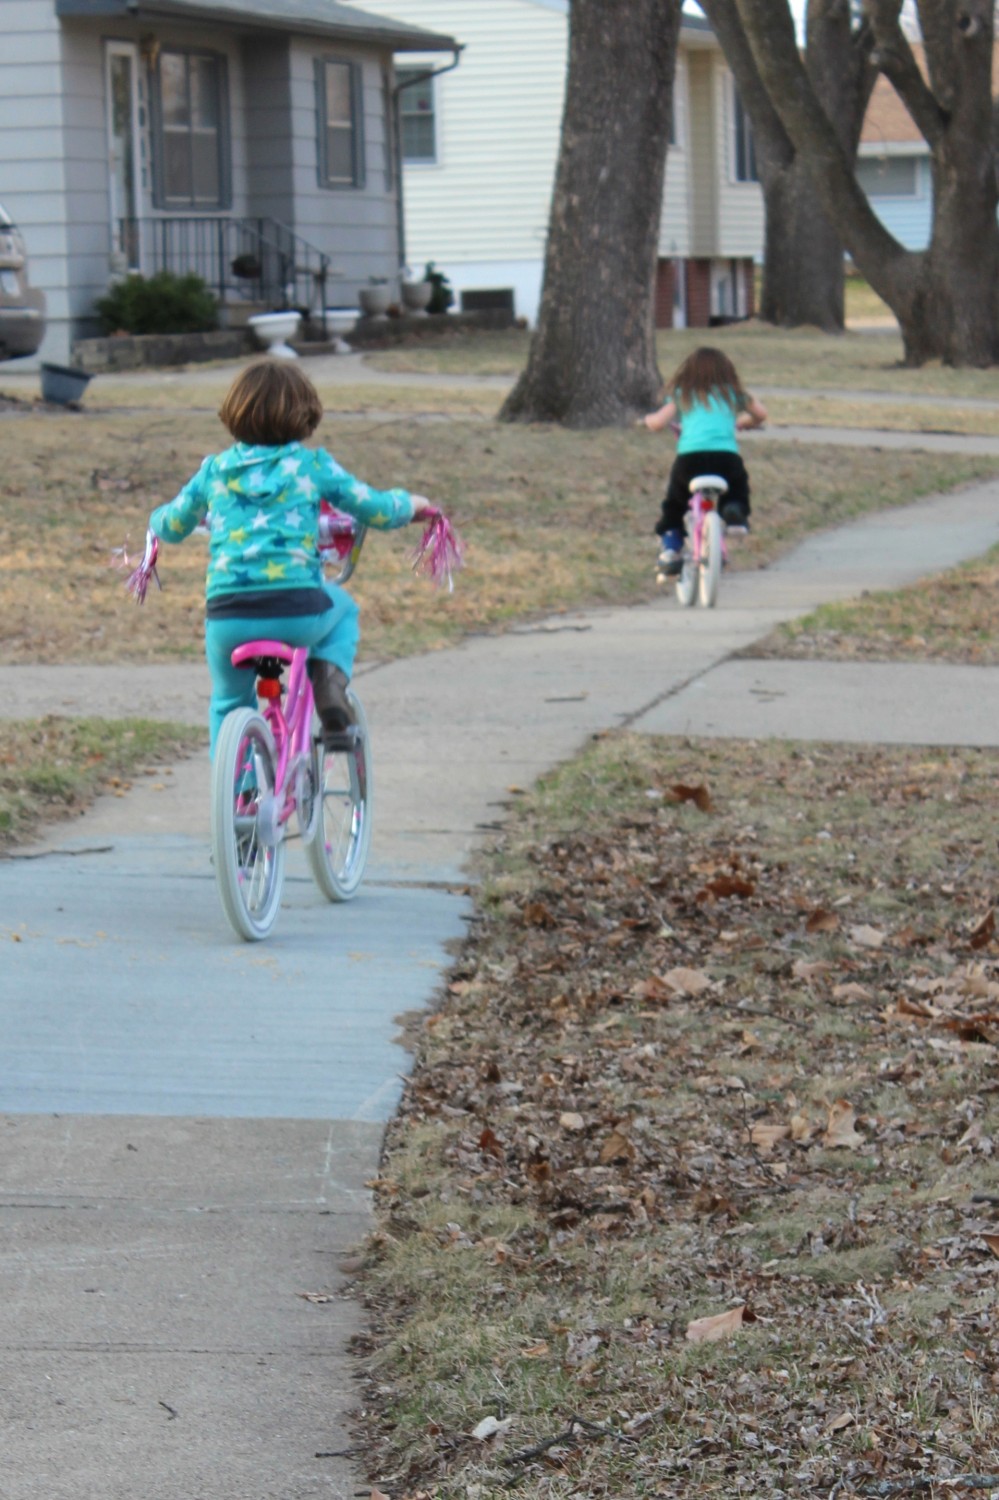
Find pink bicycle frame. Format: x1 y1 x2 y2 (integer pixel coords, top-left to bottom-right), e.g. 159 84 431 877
686 486 728 568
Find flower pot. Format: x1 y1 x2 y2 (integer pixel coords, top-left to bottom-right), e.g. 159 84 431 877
359 284 392 318
40 362 93 406
401 280 433 317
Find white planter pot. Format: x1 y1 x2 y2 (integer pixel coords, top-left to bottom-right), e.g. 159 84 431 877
401 280 433 316
247 310 301 359
359 284 392 318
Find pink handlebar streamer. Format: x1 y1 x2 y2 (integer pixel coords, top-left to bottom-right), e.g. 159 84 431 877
410 508 465 592
112 529 161 604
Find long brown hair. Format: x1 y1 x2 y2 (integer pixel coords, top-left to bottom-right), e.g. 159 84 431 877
669 346 746 413
218 358 323 445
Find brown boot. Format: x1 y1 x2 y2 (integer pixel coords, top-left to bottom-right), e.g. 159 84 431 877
307 659 353 735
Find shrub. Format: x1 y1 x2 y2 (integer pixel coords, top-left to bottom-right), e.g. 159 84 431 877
423 261 454 315
96 270 219 336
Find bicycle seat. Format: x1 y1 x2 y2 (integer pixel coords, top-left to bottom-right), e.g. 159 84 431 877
689 474 729 497
231 640 295 673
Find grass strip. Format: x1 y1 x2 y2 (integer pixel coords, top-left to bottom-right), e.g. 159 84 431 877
752 543 999 665
357 733 999 1498
0 405 995 666
0 716 204 850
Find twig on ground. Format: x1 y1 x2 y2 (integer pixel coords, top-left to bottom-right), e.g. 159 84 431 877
740 1092 792 1193
502 1413 636 1469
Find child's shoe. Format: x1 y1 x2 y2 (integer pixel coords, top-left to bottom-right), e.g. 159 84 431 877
656 529 684 577
721 501 750 533
308 659 353 737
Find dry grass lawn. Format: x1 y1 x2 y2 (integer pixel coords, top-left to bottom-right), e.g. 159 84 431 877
356 733 999 1499
1 396 995 668
752 544 999 666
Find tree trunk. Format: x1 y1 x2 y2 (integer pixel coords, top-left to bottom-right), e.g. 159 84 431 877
734 0 999 366
759 156 845 331
500 0 682 428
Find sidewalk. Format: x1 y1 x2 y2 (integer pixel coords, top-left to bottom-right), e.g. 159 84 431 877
2 476 999 1499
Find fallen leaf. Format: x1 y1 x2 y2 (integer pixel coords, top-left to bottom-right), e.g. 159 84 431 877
298 1291 335 1304
982 1234 999 1258
701 875 755 900
969 909 995 950
749 1122 790 1154
478 1127 505 1161
522 901 556 928
806 908 839 934
833 982 871 1003
849 924 886 949
685 1304 756 1343
520 1341 550 1358
471 1414 513 1441
822 1100 866 1150
599 1130 636 1164
793 957 831 982
666 783 712 812
790 1113 816 1143
662 966 713 996
560 1112 585 1132
825 1411 856 1434
632 974 674 1004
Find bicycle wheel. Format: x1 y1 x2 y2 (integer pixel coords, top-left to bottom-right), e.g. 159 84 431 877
675 545 697 607
698 511 723 607
211 708 286 941
306 689 374 902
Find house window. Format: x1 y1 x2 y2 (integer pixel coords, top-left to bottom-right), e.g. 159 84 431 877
857 156 918 198
731 83 758 183
317 58 364 188
397 66 437 163
156 50 228 208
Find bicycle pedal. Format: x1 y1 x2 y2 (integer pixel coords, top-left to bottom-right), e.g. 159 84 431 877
320 726 361 752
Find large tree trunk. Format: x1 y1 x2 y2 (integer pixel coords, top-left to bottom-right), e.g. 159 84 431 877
500 0 682 428
734 0 999 366
759 156 846 330
702 0 876 335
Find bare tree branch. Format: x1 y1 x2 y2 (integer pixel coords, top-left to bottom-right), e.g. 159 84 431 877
863 0 949 145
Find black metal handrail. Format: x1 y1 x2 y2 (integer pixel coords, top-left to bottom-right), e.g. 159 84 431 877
117 216 334 331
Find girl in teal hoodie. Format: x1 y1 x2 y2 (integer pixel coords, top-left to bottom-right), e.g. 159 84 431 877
149 358 432 752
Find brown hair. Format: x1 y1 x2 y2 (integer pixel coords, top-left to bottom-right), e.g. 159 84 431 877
218 358 323 445
669 346 746 413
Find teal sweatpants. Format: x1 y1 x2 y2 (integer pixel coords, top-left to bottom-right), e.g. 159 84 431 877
204 584 359 755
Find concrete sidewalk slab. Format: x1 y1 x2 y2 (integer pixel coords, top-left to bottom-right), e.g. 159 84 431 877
0 1115 377 1500
635 659 999 746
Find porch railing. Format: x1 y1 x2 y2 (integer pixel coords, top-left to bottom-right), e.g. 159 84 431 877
117 216 336 328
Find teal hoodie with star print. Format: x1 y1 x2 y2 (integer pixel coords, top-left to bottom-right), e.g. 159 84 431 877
149 441 414 605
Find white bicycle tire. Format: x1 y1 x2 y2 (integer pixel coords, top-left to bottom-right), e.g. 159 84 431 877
675 551 697 607
305 689 374 902
211 708 286 941
698 511 722 608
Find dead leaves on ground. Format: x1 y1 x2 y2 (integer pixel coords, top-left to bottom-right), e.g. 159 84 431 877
361 740 999 1499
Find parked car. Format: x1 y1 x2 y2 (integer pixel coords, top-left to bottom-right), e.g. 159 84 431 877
0 203 45 358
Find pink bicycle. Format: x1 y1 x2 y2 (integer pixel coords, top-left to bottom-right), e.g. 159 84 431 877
210 513 371 940
672 473 729 609
120 503 462 941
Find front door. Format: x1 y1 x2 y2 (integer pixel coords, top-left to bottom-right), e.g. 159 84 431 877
106 42 142 271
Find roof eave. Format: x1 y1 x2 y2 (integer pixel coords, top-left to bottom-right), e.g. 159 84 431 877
54 0 458 52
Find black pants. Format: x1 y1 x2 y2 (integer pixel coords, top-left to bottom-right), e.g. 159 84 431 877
655 450 751 535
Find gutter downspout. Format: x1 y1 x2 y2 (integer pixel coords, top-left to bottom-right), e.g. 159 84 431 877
393 45 464 281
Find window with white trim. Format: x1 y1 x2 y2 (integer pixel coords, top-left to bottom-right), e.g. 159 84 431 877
397 66 437 164
316 57 365 188
856 156 919 198
730 80 758 184
155 49 228 208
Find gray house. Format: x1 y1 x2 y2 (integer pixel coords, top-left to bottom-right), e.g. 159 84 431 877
5 0 458 363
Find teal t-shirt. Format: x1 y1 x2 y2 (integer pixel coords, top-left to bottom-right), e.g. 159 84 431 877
150 441 414 601
676 390 741 456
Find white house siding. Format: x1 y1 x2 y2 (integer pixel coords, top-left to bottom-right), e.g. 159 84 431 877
659 52 691 262
714 64 763 259
374 0 570 323
686 49 718 257
288 37 400 306
0 3 69 363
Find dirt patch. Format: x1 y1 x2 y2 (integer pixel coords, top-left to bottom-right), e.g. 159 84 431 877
356 734 999 1498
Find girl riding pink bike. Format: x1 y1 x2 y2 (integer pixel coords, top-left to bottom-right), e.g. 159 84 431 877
126 358 460 940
